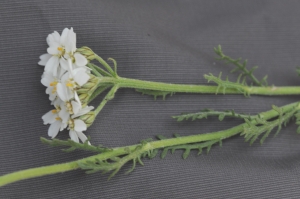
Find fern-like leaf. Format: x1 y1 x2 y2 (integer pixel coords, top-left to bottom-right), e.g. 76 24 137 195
161 139 222 159
78 141 150 179
241 106 297 145
40 137 111 153
173 109 255 122
214 45 268 86
204 72 250 96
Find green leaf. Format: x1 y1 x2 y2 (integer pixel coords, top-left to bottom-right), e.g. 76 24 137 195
157 135 167 140
40 137 111 153
214 45 268 87
218 114 225 121
173 109 254 122
204 73 250 96
161 148 168 159
182 149 190 159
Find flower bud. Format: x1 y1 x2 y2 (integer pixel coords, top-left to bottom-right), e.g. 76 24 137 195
79 93 89 104
76 46 96 61
77 74 101 93
79 111 95 127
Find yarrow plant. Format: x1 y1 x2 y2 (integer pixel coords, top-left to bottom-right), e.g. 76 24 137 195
1 27 300 186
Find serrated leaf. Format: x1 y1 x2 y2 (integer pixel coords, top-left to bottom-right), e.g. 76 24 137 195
182 149 190 159
157 135 167 140
218 114 225 121
148 149 158 159
161 149 168 159
213 45 268 86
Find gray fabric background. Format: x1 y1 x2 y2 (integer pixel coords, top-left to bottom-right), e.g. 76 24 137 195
1 0 300 198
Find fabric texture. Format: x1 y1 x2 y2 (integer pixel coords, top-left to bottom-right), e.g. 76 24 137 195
1 0 300 198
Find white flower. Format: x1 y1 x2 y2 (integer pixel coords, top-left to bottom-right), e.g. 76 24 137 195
71 106 94 119
42 108 59 125
41 71 65 101
57 61 90 104
56 82 90 122
42 106 67 139
40 28 93 143
58 99 82 124
69 119 90 144
38 28 88 76
51 96 63 107
59 59 90 94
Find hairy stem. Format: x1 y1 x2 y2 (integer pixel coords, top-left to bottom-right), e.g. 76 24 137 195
0 101 298 187
94 85 119 116
97 77 300 95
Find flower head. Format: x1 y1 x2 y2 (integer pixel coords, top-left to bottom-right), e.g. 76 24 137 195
40 28 94 143
38 28 88 77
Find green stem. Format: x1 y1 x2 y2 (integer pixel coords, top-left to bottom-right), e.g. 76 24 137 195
87 63 102 77
94 85 119 115
87 85 111 104
95 55 116 77
1 101 298 187
97 77 300 95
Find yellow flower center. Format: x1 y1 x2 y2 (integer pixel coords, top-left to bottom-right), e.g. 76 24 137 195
66 102 74 114
51 86 57 94
66 82 74 87
66 79 76 90
68 119 74 130
50 81 58 87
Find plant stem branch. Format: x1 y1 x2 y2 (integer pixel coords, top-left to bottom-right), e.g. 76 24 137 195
1 101 298 187
94 85 119 116
96 77 300 95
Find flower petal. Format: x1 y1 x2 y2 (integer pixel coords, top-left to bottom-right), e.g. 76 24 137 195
48 120 61 138
47 31 61 46
57 66 66 78
74 92 81 105
69 27 76 51
76 131 90 144
45 87 52 94
65 28 76 53
74 119 87 132
71 101 81 115
42 110 56 124
73 68 90 86
74 53 87 67
60 28 69 45
47 42 60 55
45 56 59 76
52 97 62 107
56 83 68 101
52 31 61 43
41 72 53 87
72 106 94 118
60 122 68 131
59 58 69 71
38 54 52 66
59 106 70 123
49 92 56 101
69 130 79 143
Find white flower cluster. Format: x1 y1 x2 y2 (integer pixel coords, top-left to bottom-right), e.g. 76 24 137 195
39 28 93 144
